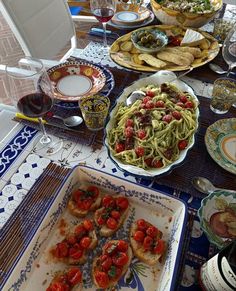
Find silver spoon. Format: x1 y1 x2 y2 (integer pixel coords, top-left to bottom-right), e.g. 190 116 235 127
52 114 83 127
126 68 193 106
191 176 235 195
209 63 236 76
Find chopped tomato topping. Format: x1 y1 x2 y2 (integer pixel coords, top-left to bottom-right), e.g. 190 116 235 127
143 236 153 250
153 239 165 255
116 197 129 209
94 271 109 288
54 242 69 258
111 210 121 219
102 195 115 207
101 256 112 271
112 252 129 267
97 216 105 225
46 282 69 291
117 240 128 252
136 219 147 231
67 267 82 286
106 217 118 230
134 230 145 242
69 244 83 260
83 219 93 231
146 226 158 238
80 236 91 249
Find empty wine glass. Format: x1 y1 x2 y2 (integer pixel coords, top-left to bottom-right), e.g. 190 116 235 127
90 0 116 49
5 57 63 154
222 23 236 76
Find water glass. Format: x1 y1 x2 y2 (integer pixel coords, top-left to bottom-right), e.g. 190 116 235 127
210 77 236 114
79 95 110 131
213 18 236 43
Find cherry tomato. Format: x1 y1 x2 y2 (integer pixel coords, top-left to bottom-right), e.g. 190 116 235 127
101 256 113 271
136 219 147 231
113 252 129 266
55 242 69 258
83 219 93 231
101 254 109 261
124 126 134 138
152 159 163 168
145 157 153 167
97 216 105 225
125 118 134 127
172 111 182 120
115 142 125 153
134 230 145 242
146 226 158 238
179 95 188 103
66 235 77 245
80 236 91 249
162 114 172 123
94 271 109 288
111 210 121 219
67 267 82 286
106 217 118 229
155 100 165 108
73 190 84 202
178 140 188 150
46 282 69 291
102 195 115 207
169 36 181 46
142 96 152 104
69 244 83 260
143 236 153 250
137 129 146 140
87 185 99 198
153 239 165 255
146 90 155 97
135 146 145 157
81 199 93 210
74 225 85 236
145 100 155 109
116 197 129 209
117 240 128 252
185 101 193 108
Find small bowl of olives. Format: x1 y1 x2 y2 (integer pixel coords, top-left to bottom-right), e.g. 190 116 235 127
131 28 168 53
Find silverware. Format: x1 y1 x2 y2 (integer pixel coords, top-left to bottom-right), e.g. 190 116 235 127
191 176 235 194
209 63 236 76
51 114 83 127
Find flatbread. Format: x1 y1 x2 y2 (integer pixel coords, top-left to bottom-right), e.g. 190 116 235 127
156 51 192 67
138 54 166 69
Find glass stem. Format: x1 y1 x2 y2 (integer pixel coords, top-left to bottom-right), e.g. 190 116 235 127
226 65 232 77
38 117 51 144
102 22 107 48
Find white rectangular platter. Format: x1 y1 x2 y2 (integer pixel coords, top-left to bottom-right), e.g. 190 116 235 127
4 165 187 291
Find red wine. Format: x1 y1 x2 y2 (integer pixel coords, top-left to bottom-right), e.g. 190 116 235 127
93 8 114 23
17 93 53 118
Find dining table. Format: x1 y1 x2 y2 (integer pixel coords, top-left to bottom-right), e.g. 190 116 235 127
0 1 236 290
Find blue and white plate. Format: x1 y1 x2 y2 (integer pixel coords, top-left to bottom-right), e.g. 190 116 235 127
55 62 115 109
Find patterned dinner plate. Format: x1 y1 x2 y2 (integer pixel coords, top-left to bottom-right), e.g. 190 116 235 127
47 61 106 102
112 6 150 26
205 118 236 174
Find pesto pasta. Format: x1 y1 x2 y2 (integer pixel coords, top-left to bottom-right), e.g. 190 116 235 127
108 82 198 170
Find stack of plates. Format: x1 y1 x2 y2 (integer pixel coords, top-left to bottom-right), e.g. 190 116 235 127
109 4 154 29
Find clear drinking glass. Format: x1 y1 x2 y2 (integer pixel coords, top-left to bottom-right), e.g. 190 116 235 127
222 23 236 77
5 57 62 154
90 0 116 49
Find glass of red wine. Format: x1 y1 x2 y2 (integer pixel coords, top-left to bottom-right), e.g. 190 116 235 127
5 57 62 154
90 0 116 49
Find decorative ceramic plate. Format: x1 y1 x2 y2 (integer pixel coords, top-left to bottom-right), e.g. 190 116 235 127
110 25 220 72
54 63 115 109
2 165 187 291
108 11 155 30
205 118 236 175
112 7 150 26
198 190 236 249
47 61 106 101
104 71 199 177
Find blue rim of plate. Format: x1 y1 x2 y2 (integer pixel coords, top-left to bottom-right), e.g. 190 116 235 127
54 61 115 109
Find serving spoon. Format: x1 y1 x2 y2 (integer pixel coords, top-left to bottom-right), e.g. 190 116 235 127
209 63 236 76
191 176 235 195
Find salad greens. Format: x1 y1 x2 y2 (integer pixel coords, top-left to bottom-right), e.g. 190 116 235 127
156 0 215 13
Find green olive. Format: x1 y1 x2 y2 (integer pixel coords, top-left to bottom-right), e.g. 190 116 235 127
141 36 148 44
147 34 154 41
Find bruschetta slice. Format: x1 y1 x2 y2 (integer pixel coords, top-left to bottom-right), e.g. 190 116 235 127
130 219 166 266
68 185 101 217
94 195 129 237
50 219 97 265
46 267 82 291
92 240 132 289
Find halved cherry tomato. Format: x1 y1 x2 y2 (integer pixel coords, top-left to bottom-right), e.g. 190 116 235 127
146 90 155 97
145 157 153 167
185 101 193 108
155 100 165 108
55 242 69 258
112 252 129 266
146 226 158 238
97 216 105 225
135 146 145 157
137 129 146 140
142 96 152 104
153 239 165 255
134 230 145 242
106 217 118 229
69 244 83 260
114 267 122 280
178 140 188 150
172 111 182 120
87 185 99 198
136 219 147 231
178 95 188 103
152 159 163 168
67 267 82 286
94 271 109 288
162 114 172 123
143 236 153 250
46 282 69 291
125 118 134 127
102 195 115 207
115 142 125 153
124 126 134 138
117 240 128 252
145 100 155 109
111 210 121 219
80 236 91 249
83 219 93 231
101 256 113 271
116 197 129 209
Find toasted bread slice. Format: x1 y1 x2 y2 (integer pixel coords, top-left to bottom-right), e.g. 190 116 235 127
92 240 133 289
94 196 130 237
130 220 165 266
68 186 101 218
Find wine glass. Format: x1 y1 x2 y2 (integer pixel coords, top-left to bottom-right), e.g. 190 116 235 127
90 0 116 49
222 23 236 107
5 57 63 154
